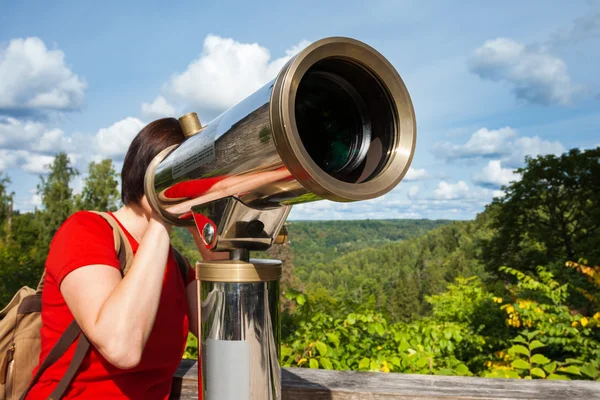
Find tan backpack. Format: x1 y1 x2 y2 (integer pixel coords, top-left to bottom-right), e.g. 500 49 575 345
0 212 189 400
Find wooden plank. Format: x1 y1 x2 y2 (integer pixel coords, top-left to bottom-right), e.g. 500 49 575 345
171 359 600 400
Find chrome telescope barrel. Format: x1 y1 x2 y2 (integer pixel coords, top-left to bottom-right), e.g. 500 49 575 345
145 37 416 226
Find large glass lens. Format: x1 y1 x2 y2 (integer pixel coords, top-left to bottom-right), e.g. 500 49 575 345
294 58 394 184
295 71 364 176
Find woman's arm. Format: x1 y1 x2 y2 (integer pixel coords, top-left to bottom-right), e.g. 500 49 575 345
60 213 171 370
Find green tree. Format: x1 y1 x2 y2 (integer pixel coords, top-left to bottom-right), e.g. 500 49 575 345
0 174 14 233
484 147 600 275
37 153 79 247
76 159 120 211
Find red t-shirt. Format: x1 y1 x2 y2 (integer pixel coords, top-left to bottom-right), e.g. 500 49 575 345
26 211 196 400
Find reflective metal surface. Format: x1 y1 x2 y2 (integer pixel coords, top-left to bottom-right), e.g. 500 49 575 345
146 36 417 233
199 261 281 400
190 197 291 251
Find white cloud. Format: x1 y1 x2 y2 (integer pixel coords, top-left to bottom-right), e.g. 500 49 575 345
0 37 85 110
164 35 310 116
0 149 20 171
437 127 517 159
434 126 565 167
407 185 420 199
469 38 580 106
287 182 501 221
0 149 56 174
434 180 470 200
30 193 42 208
21 153 56 174
0 116 75 154
473 160 519 188
508 136 566 166
31 128 74 153
0 116 47 148
93 117 145 159
141 96 176 119
405 167 429 181
492 190 505 198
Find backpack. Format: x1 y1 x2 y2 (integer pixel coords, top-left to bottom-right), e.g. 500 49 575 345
0 211 189 400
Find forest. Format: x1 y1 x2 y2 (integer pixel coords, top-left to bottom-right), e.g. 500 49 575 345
1 147 599 381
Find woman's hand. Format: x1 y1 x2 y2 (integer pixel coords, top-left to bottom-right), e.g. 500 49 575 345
150 210 172 234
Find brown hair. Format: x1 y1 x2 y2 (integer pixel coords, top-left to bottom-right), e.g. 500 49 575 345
121 118 184 205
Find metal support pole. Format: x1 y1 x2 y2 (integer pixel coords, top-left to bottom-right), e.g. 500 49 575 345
196 258 282 400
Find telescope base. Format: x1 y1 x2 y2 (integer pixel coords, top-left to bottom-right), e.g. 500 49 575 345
196 259 282 400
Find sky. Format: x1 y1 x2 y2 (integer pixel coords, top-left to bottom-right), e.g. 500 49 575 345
0 0 598 221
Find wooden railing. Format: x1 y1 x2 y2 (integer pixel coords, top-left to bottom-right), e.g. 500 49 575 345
170 359 600 399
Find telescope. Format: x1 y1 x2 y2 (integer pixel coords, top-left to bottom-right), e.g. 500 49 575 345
144 37 416 399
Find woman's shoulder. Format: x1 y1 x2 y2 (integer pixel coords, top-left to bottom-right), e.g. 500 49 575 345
47 211 121 284
55 211 113 236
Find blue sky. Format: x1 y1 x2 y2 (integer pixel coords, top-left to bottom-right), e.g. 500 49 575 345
0 0 598 220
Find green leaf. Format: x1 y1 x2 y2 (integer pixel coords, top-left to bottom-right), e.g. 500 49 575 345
358 358 370 370
543 362 557 374
296 294 306 305
558 365 581 376
309 358 319 369
531 354 551 365
347 313 357 325
326 333 340 349
398 339 409 353
581 364 598 379
280 345 292 358
529 340 545 351
509 344 530 357
370 360 378 371
512 336 528 344
565 358 584 365
374 323 385 336
390 357 401 367
416 357 429 369
504 370 522 378
320 357 333 370
455 364 470 376
511 359 531 370
525 330 540 340
547 373 570 380
315 341 328 356
435 368 456 376
531 368 546 378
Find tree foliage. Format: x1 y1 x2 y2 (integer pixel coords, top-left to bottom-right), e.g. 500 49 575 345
76 159 120 212
0 154 120 306
484 148 600 275
36 152 79 248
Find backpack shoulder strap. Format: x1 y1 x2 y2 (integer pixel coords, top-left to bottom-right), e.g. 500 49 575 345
89 211 134 275
172 248 191 285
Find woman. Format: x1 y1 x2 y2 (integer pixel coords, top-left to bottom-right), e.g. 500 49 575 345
27 118 213 399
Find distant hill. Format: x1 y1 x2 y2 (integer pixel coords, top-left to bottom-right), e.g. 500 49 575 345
286 219 452 274
297 218 489 321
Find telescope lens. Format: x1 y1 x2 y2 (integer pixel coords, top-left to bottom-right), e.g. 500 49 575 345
295 71 365 175
294 58 393 184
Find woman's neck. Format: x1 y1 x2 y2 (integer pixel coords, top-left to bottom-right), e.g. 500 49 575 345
112 203 150 242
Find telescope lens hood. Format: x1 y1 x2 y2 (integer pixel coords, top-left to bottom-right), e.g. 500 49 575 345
270 37 416 202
